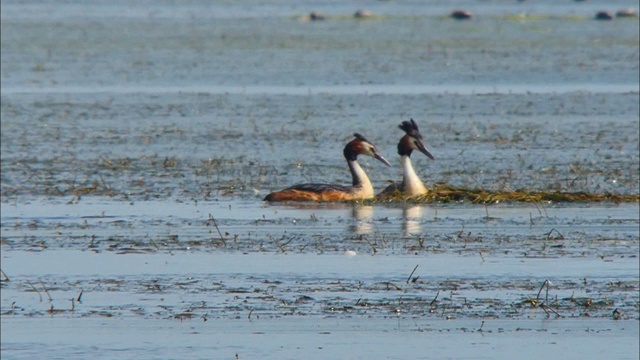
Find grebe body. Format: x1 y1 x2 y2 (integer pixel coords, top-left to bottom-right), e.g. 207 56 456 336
264 133 390 202
377 119 434 198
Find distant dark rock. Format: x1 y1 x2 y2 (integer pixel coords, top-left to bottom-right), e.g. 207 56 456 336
309 11 326 21
450 10 473 20
616 8 637 18
594 11 614 20
353 9 373 19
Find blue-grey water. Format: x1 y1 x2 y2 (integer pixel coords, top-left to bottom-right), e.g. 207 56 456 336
1 1 639 359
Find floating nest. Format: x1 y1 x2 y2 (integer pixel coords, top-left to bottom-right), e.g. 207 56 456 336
375 184 639 204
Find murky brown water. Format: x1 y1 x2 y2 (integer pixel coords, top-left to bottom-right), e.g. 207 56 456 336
2 0 639 359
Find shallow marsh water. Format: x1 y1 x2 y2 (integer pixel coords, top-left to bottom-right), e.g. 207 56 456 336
1 0 639 359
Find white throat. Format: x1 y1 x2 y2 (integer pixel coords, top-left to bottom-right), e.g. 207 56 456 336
348 160 374 198
401 155 427 196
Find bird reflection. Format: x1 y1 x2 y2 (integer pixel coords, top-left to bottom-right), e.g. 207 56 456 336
350 204 374 235
402 205 424 236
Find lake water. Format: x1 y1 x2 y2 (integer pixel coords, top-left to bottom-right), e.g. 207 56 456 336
1 0 639 359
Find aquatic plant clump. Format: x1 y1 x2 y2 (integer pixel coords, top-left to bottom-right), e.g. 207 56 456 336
375 184 640 204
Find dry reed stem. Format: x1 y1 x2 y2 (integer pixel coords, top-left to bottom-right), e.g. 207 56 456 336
0 269 9 282
406 264 419 284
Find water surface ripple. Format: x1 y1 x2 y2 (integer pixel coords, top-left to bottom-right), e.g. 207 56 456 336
1 0 639 359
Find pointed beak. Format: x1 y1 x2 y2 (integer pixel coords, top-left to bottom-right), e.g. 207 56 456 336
374 153 392 166
416 140 435 160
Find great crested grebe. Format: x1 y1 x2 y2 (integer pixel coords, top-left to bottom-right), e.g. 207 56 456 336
377 119 435 198
264 133 391 202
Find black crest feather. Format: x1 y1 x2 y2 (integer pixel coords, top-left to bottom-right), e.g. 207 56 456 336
353 133 370 143
398 118 422 139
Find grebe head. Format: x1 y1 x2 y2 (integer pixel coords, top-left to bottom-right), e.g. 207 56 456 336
344 133 391 166
398 119 435 160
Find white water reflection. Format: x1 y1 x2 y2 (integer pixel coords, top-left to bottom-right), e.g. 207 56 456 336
402 205 424 236
350 205 374 235
349 204 430 237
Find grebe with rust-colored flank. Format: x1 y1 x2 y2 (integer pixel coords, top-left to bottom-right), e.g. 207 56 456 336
264 133 391 202
377 119 435 199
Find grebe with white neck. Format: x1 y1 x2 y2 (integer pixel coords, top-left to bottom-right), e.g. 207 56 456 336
377 119 434 199
264 133 391 202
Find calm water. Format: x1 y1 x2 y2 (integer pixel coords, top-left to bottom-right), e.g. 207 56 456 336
1 0 639 359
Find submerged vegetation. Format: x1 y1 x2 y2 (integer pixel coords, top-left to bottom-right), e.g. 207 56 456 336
1 153 637 204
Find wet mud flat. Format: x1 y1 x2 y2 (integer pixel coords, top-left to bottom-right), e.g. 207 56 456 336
2 0 639 358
